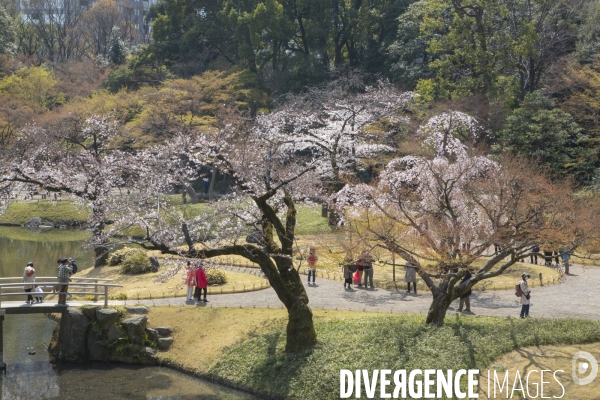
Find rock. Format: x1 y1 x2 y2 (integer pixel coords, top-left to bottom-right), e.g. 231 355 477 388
58 308 90 361
121 315 147 339
145 328 159 343
149 257 160 272
157 337 174 351
96 308 120 328
107 324 122 343
125 306 148 314
87 329 105 361
82 305 101 321
138 346 158 364
155 327 172 337
23 217 42 230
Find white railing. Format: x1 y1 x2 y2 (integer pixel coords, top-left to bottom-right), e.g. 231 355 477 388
0 277 122 308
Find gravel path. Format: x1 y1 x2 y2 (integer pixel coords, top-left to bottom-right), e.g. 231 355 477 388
5 265 597 320
122 265 600 320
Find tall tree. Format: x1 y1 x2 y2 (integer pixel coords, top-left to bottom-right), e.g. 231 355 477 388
0 3 15 56
337 112 599 324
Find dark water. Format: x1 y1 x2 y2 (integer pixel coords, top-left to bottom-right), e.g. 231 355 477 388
1 314 257 399
0 227 257 400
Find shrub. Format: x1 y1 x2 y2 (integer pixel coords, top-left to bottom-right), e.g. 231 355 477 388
107 247 137 265
118 248 152 274
206 269 227 285
109 292 128 300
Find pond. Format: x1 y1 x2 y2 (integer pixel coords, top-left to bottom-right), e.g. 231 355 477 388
0 227 258 399
0 226 95 277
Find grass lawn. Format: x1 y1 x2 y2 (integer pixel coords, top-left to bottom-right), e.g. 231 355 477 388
147 307 360 374
76 264 267 300
208 314 600 399
0 201 90 225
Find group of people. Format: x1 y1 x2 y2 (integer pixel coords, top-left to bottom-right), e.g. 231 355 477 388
341 252 375 289
21 257 77 305
184 261 209 303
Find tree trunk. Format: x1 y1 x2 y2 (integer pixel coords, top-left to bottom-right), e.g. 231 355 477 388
185 185 199 204
285 297 318 352
208 167 217 202
425 290 453 325
94 245 109 267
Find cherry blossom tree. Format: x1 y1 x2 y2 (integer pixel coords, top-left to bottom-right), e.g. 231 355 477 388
256 77 415 194
336 112 600 324
99 122 323 352
0 115 143 266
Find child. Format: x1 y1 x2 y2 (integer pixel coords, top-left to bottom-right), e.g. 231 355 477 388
34 285 44 303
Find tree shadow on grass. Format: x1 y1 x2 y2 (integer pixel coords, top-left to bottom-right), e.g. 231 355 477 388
246 332 314 398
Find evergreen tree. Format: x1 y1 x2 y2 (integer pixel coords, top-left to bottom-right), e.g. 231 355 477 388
0 4 15 56
108 26 127 65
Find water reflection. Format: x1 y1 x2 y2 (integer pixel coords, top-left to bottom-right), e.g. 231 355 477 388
0 227 94 277
0 315 257 399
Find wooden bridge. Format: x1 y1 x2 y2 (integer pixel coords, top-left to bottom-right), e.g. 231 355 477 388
0 277 122 374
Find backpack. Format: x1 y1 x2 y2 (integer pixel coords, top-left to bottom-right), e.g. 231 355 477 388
515 283 523 297
348 264 357 273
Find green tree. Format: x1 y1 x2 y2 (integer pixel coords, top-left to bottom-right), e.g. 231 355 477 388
495 91 595 184
108 26 127 65
396 0 583 101
0 4 15 56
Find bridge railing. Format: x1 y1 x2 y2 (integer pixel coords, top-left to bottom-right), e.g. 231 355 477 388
0 278 122 308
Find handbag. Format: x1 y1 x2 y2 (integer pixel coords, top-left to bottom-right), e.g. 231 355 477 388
352 271 361 284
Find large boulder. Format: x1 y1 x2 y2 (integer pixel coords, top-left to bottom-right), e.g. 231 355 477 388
23 217 42 230
121 315 147 340
96 308 120 328
87 329 105 361
149 257 160 272
58 308 90 361
157 337 174 351
155 327 172 337
125 306 148 315
107 324 122 343
145 328 159 343
82 305 101 321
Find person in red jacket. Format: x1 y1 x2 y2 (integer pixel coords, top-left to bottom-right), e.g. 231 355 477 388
195 263 209 303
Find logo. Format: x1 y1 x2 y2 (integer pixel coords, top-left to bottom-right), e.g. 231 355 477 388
572 351 598 386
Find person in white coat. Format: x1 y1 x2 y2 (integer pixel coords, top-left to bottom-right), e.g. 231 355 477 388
23 262 36 304
519 273 531 318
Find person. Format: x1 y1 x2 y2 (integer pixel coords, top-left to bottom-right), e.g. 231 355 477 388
195 263 208 302
439 266 450 285
34 285 44 303
203 177 210 194
457 268 472 313
23 262 36 304
307 247 318 285
361 253 374 288
561 246 571 274
519 273 531 318
542 249 552 266
68 258 78 274
56 258 73 305
342 255 355 289
530 246 539 264
355 257 364 287
184 261 197 301
405 265 417 294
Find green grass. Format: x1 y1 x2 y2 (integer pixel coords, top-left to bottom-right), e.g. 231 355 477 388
0 201 90 225
209 314 600 399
